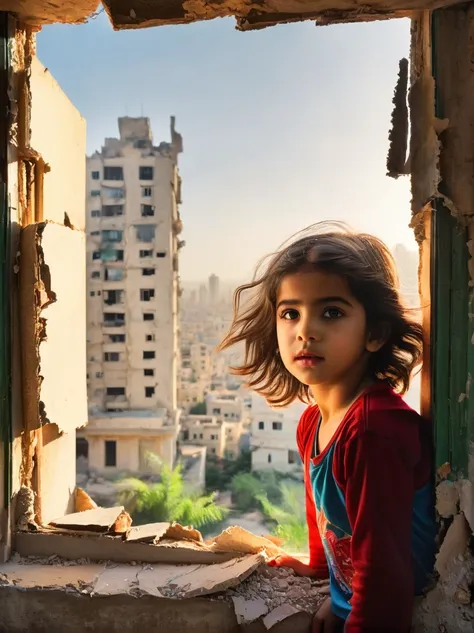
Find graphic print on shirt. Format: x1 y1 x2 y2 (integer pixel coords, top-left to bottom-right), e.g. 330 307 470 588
310 442 354 607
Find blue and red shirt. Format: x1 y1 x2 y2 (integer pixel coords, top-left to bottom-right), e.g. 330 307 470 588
297 382 436 633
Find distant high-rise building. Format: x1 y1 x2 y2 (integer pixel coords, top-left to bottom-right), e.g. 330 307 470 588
199 284 208 307
81 116 184 473
209 273 220 305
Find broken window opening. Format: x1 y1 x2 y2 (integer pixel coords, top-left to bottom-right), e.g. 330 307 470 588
144 368 154 377
103 166 124 181
106 387 125 396
103 313 125 327
101 229 123 242
105 441 117 467
101 204 124 217
140 289 155 302
145 386 155 398
139 166 154 181
104 352 120 362
141 204 155 217
134 224 155 242
105 267 123 281
104 289 124 305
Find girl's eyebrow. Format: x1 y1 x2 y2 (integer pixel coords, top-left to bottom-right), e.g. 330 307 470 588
276 296 354 310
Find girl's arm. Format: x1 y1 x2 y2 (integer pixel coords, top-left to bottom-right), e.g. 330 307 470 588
341 431 415 633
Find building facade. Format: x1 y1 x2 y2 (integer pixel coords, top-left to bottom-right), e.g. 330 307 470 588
81 116 183 473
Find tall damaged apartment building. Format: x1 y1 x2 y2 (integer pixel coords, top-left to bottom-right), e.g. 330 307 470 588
78 117 184 475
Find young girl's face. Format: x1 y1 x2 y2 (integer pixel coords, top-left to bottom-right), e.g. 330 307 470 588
275 269 381 389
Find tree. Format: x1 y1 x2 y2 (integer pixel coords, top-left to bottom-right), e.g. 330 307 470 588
257 482 308 552
189 401 206 414
119 459 228 530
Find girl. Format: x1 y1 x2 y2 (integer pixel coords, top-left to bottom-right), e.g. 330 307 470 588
219 224 436 633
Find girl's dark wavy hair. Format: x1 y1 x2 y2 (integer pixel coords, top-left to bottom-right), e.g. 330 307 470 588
218 222 423 407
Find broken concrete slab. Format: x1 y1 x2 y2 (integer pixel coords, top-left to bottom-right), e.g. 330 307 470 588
15 532 238 566
49 507 131 534
137 553 265 599
93 565 139 596
0 562 104 590
232 595 269 624
435 513 471 578
126 523 170 543
209 526 282 558
263 604 301 629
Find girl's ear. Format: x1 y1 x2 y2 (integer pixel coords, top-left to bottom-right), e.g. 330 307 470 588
366 323 391 353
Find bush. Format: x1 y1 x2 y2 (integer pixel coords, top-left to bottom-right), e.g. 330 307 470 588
257 482 308 552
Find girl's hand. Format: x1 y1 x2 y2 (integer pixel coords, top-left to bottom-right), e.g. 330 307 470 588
312 598 344 633
268 554 317 577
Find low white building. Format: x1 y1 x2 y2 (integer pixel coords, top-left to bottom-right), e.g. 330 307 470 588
205 391 244 422
250 393 306 474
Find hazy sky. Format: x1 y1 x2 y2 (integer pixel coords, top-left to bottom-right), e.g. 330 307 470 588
37 14 415 282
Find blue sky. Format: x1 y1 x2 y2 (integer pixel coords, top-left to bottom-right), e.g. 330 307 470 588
37 14 415 282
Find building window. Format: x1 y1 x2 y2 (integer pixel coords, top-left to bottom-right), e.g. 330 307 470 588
211 448 216 454
143 351 155 360
143 313 154 321
102 229 123 242
100 249 124 262
140 249 153 258
104 290 124 305
105 441 117 467
101 204 124 217
90 230 100 236
104 187 124 199
142 187 152 197
92 251 101 260
142 268 155 276
90 291 95 297
272 421 283 431
103 313 125 327
140 289 155 302
141 204 155 217
134 224 155 242
145 386 155 398
258 421 264 430
92 171 100 180
103 166 124 181
105 268 123 281
144 369 154 377
156 252 166 258
109 334 125 343
91 210 101 217
104 352 120 362
91 271 101 279
193 433 197 440
95 372 103 378
106 387 125 396
267 453 272 464
146 334 155 342
139 166 154 181
212 408 221 415
288 450 298 464
91 190 101 197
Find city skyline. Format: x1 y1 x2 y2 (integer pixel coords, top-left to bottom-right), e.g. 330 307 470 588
37 15 415 281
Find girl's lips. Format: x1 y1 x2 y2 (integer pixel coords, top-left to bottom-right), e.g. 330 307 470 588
295 355 324 367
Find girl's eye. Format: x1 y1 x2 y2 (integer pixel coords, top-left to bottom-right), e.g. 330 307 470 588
280 309 299 321
323 307 344 319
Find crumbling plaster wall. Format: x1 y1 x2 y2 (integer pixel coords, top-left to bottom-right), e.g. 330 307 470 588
7 26 88 530
407 9 474 631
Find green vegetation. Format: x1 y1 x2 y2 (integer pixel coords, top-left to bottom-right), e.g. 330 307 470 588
119 460 228 531
257 483 308 552
189 401 206 414
205 449 252 491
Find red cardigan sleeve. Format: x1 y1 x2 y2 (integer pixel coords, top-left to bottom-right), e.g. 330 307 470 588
340 431 415 633
297 408 329 579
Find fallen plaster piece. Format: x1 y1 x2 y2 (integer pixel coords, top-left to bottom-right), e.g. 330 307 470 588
137 553 265 599
93 565 140 596
436 480 459 518
126 522 170 543
459 480 474 533
435 514 471 579
0 562 104 590
49 506 131 534
232 595 269 624
263 604 300 629
75 488 98 513
163 522 203 543
209 526 282 558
